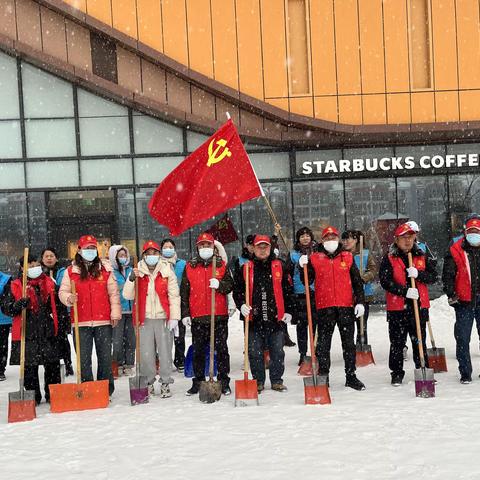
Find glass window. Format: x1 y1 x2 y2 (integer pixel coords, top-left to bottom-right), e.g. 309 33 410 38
21 63 74 118
0 163 25 189
0 52 20 119
77 89 127 117
446 143 480 155
134 157 183 185
134 115 183 154
80 158 132 186
0 192 28 273
249 152 290 179
117 188 138 258
28 192 47 256
395 144 445 158
25 119 76 157
0 120 22 158
79 117 130 156
186 131 208 152
449 174 480 238
26 160 79 188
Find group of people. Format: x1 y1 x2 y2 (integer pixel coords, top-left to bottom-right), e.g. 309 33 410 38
1 212 480 405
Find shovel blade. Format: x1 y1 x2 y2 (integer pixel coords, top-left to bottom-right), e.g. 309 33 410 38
112 361 119 379
234 377 259 407
199 379 222 404
8 390 36 423
427 347 448 373
414 367 435 398
297 356 313 376
303 376 331 405
264 350 270 370
49 380 109 413
129 376 149 406
356 346 375 367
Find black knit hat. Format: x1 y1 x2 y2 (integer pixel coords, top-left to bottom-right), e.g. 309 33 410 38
295 226 315 244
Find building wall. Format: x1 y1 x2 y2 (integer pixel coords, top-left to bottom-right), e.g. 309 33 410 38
57 0 480 125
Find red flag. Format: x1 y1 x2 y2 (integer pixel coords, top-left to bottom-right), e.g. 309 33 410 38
206 214 239 245
148 119 263 236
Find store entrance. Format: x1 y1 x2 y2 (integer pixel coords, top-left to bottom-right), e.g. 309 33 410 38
47 190 117 260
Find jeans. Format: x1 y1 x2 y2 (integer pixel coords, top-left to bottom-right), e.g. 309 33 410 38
248 323 285 385
112 313 136 366
174 321 186 368
74 325 114 395
294 296 316 356
0 324 10 374
355 303 370 345
24 362 61 403
454 300 480 377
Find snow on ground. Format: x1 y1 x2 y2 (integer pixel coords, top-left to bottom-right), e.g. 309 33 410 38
1 296 479 480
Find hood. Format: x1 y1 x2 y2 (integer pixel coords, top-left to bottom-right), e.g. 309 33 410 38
108 245 131 270
214 240 228 263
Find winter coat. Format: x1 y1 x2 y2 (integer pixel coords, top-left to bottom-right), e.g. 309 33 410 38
42 264 70 336
1 275 60 366
163 253 187 286
285 247 315 296
123 258 181 321
109 245 133 313
0 272 12 325
352 247 378 301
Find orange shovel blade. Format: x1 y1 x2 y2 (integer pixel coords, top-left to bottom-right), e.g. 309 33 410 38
8 391 36 423
298 356 313 376
427 348 448 373
304 384 331 405
235 376 259 406
356 349 375 367
49 380 109 413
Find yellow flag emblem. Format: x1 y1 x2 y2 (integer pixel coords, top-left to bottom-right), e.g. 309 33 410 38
207 138 232 167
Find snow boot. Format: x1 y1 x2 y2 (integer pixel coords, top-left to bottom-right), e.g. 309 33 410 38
160 383 172 398
391 374 403 386
460 375 472 384
186 379 202 396
271 383 288 392
345 374 366 391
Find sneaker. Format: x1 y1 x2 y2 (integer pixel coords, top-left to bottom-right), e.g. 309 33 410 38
403 346 408 361
271 383 288 392
391 375 403 387
177 365 185 373
298 354 306 366
257 382 265 393
222 385 232 396
460 375 472 384
0 373 5 381
123 367 134 376
148 384 155 396
345 374 366 391
186 380 201 396
159 383 172 398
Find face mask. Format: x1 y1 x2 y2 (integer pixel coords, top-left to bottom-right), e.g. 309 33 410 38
323 240 339 254
145 255 159 266
81 249 97 262
274 248 280 257
27 266 43 279
162 248 175 258
118 257 129 266
199 248 214 260
466 233 480 247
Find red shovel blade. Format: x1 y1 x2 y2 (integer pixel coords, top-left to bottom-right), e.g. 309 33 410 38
427 347 448 373
235 374 259 407
356 345 375 367
298 356 313 376
303 376 331 405
8 390 36 423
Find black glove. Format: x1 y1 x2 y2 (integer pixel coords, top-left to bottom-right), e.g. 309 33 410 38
129 272 136 282
448 295 459 306
14 297 30 310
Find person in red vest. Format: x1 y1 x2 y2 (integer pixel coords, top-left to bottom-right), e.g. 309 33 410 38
233 234 294 393
443 215 480 384
123 240 180 397
379 222 437 386
59 235 121 396
299 226 366 390
1 253 61 405
181 232 233 396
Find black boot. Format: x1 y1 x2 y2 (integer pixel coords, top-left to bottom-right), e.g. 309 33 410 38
345 374 365 391
186 378 202 396
221 379 231 396
65 363 74 376
284 331 296 348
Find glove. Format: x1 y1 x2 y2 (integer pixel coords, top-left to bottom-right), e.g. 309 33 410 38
281 313 292 324
406 288 419 300
173 325 179 337
299 255 309 268
240 304 252 317
167 319 179 332
209 278 220 289
14 297 30 310
406 267 418 279
354 304 365 318
448 295 459 306
182 317 191 327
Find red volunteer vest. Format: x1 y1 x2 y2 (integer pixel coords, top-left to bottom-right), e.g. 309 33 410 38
243 259 285 321
450 238 471 302
311 251 354 309
68 266 112 323
386 254 430 310
133 273 171 325
186 260 228 318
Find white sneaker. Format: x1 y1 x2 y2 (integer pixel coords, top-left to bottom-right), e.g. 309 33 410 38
123 366 134 376
159 383 172 398
148 384 155 396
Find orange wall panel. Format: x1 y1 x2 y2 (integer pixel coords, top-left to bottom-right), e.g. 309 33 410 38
334 0 361 95
338 95 362 124
137 0 162 52
314 96 338 122
86 0 112 26
358 0 385 94
162 0 188 67
236 0 264 99
310 0 336 96
362 94 386 124
289 97 314 117
63 0 86 12
186 0 213 78
435 91 459 122
383 0 409 92
410 92 435 123
268 98 289 112
112 0 137 38
260 0 288 98
459 90 480 121
387 93 411 123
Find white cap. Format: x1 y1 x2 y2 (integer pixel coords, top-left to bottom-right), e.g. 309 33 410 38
406 221 420 233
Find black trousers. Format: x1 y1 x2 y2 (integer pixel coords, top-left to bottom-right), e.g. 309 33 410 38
294 296 316 356
354 303 370 345
174 321 186 368
191 320 230 384
316 307 356 376
57 334 72 367
24 362 61 403
0 324 10 374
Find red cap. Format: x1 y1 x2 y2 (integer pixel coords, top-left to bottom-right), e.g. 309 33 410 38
196 232 215 245
321 226 339 239
253 234 271 246
78 235 97 249
142 240 161 253
394 223 416 237
465 218 480 231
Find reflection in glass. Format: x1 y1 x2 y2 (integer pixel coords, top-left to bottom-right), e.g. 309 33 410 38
117 188 138 257
28 192 47 256
449 175 480 238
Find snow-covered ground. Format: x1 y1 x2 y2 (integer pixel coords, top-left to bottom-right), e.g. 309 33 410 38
1 296 479 480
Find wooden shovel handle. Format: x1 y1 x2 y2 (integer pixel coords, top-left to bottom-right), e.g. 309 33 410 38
71 280 82 384
303 264 318 385
244 262 250 375
19 247 29 386
208 258 217 379
133 256 140 366
359 236 365 343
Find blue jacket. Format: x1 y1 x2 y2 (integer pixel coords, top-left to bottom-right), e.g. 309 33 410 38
354 250 374 297
0 271 12 325
173 259 187 286
289 250 314 295
56 267 66 286
113 267 133 313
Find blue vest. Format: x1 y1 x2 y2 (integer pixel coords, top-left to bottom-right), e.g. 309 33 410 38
354 250 374 297
174 259 187 286
290 250 314 295
0 272 12 325
238 256 249 267
55 267 66 286
417 241 427 253
113 267 133 313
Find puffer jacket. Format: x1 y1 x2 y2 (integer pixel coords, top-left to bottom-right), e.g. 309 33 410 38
109 245 133 313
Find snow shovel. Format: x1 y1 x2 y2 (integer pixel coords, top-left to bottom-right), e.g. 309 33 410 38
298 331 317 376
408 253 435 398
49 281 110 413
8 248 36 423
302 265 330 405
426 320 447 373
129 259 149 405
112 360 119 379
356 236 375 367
199 258 222 403
235 261 258 406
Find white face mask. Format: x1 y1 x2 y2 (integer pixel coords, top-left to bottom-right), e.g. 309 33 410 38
274 248 280 257
145 255 159 266
27 266 43 279
199 248 214 260
323 240 339 254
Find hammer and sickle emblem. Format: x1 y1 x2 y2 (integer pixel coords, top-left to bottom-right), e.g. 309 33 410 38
207 138 232 167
